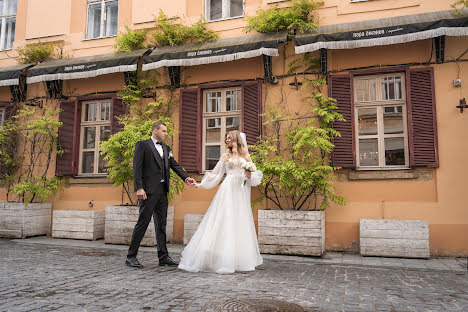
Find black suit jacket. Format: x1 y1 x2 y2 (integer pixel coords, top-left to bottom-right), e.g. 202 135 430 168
133 139 188 194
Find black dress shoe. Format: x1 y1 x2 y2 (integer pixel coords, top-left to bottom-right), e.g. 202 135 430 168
159 256 178 266
126 257 143 268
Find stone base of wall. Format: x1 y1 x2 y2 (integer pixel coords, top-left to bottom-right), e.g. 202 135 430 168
0 202 52 238
105 205 174 246
360 219 430 258
258 210 325 256
52 210 104 240
183 214 204 245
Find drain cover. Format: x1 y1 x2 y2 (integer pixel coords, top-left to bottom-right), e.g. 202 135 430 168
219 299 311 312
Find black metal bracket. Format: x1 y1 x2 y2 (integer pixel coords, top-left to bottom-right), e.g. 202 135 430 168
320 48 328 74
435 36 445 64
168 66 181 88
263 55 275 83
456 98 468 113
45 80 63 99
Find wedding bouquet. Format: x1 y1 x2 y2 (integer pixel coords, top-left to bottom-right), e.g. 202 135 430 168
241 161 256 186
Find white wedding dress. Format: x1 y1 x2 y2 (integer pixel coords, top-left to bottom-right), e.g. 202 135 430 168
178 154 263 274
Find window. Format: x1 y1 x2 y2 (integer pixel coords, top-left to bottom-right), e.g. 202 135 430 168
354 73 409 169
203 88 242 170
0 107 4 126
206 0 244 22
86 0 118 39
0 0 17 50
79 99 111 174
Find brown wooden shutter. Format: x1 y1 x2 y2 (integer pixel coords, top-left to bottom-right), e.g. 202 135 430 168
242 81 262 146
329 74 355 168
111 97 125 134
179 88 201 172
407 67 439 167
56 99 80 176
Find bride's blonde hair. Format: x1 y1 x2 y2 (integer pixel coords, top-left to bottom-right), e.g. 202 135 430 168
225 130 249 160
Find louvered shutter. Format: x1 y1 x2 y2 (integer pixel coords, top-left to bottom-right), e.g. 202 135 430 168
179 88 201 172
56 100 80 176
0 103 18 175
111 97 125 134
329 74 355 168
407 68 439 167
242 81 262 146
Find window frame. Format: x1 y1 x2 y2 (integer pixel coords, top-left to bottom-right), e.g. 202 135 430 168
78 98 112 176
353 73 409 170
0 0 17 51
202 87 242 171
0 106 5 126
86 0 119 40
205 0 245 22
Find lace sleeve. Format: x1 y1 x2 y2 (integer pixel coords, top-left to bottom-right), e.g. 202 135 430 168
249 168 263 187
197 155 226 189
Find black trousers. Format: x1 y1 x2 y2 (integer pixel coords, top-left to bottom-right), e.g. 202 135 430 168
127 192 169 259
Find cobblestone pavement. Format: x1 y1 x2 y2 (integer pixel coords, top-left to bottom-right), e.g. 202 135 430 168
0 239 467 312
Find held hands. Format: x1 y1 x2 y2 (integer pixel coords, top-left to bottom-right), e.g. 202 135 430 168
185 177 197 187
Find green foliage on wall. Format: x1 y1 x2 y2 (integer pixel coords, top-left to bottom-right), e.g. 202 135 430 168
114 26 148 53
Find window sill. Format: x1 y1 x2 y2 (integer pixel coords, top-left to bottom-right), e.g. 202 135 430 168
206 15 244 23
82 35 117 42
348 169 418 181
65 175 113 185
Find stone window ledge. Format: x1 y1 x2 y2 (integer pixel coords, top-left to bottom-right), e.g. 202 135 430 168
65 176 113 185
336 169 433 181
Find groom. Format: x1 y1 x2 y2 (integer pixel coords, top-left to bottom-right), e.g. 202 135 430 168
126 121 196 268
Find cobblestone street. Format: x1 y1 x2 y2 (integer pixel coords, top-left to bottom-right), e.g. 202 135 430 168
0 238 467 312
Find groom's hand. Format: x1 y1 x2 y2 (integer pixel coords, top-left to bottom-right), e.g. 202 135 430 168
185 177 196 187
136 188 147 200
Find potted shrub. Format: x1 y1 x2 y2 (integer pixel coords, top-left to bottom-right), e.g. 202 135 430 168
0 103 62 238
250 75 347 257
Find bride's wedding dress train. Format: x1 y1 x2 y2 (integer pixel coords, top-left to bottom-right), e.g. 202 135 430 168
178 155 263 274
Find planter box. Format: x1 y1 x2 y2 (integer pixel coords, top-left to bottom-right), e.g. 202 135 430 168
183 214 204 245
0 202 52 238
105 205 174 246
360 219 430 258
258 210 325 256
52 210 104 240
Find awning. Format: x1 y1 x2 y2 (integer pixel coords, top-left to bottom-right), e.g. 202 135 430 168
295 9 468 54
26 49 149 84
142 32 287 71
0 64 32 86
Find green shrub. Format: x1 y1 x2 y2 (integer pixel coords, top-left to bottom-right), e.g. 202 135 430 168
245 0 323 33
16 43 55 64
114 26 147 53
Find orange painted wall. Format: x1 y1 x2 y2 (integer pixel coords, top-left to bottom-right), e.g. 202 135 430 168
0 1 466 256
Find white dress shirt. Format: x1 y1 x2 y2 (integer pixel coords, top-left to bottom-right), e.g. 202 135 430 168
151 137 163 158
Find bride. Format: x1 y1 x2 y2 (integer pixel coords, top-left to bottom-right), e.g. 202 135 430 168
178 130 263 274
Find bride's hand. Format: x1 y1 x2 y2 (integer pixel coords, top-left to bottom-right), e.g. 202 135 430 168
244 171 251 179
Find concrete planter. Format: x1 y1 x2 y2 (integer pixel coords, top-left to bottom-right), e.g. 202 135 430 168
104 205 174 246
183 214 204 245
360 219 430 258
0 202 52 238
52 210 105 240
258 210 325 256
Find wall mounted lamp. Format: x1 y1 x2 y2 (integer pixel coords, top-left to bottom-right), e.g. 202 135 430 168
456 98 468 113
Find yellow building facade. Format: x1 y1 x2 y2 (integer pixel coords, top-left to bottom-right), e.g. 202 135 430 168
0 0 467 256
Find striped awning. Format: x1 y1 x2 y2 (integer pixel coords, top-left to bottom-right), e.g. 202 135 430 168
295 9 468 54
0 64 32 86
26 49 149 84
142 32 288 71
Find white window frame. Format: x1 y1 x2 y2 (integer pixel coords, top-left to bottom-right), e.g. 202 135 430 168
79 99 111 175
354 73 409 170
202 87 242 171
0 0 17 51
86 0 119 39
0 107 5 126
205 0 245 22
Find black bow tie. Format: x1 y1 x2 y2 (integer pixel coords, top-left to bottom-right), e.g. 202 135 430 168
155 141 162 145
